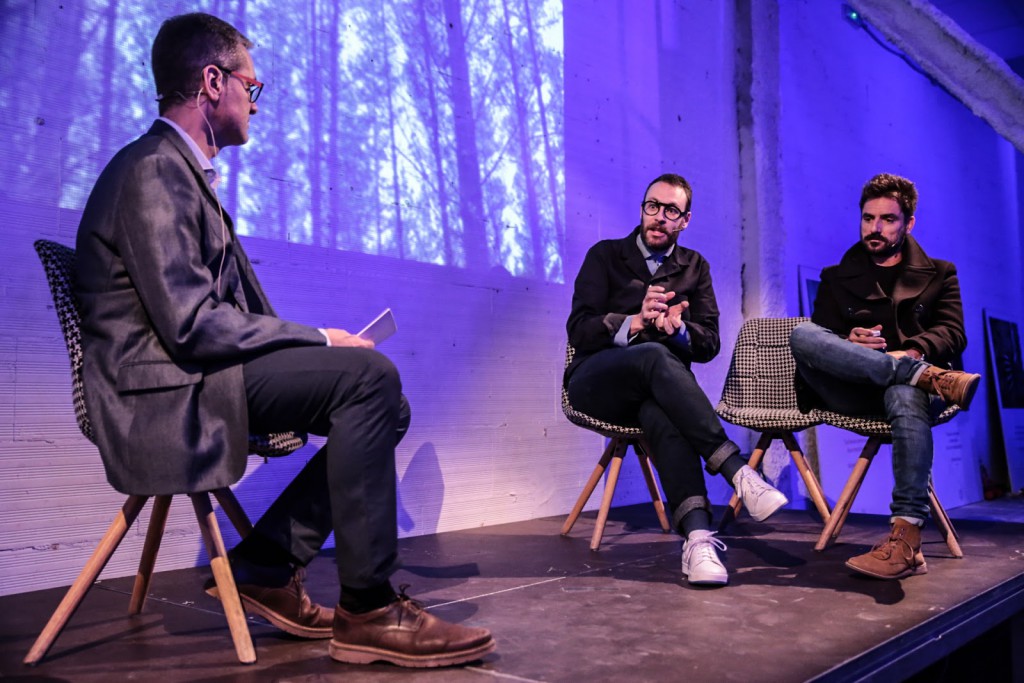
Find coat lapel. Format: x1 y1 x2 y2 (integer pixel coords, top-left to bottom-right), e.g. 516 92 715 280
147 121 247 309
618 228 653 282
892 236 937 304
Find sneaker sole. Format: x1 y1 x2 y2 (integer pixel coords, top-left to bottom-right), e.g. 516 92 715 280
844 559 929 580
684 573 728 586
205 585 332 639
329 636 496 667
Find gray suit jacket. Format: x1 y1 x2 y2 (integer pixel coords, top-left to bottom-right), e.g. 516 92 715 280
75 120 325 495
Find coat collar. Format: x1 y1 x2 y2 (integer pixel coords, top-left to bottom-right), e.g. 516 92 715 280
832 234 937 302
145 120 223 210
617 226 697 283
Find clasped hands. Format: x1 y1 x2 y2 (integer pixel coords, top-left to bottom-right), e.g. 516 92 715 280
633 285 688 336
846 325 922 359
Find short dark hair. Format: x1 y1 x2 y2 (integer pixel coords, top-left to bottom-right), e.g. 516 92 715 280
644 173 693 213
859 173 918 220
152 13 252 114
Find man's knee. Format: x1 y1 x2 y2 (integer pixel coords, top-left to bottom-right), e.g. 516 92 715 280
630 342 681 374
789 321 820 357
360 349 401 395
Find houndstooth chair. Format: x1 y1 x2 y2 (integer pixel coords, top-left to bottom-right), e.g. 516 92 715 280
812 406 963 557
26 240 308 665
715 317 831 528
560 344 670 550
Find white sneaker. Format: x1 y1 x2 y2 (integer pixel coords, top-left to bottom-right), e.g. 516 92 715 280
732 465 788 522
681 530 728 585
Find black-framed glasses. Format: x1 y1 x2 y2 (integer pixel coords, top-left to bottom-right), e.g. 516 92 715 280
642 200 687 221
214 64 264 103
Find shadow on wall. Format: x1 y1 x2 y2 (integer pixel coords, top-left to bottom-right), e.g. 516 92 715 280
398 442 445 535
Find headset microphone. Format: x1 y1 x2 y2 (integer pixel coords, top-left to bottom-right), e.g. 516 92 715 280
195 80 228 293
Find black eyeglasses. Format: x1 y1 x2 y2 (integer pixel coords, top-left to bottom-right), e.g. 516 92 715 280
642 200 687 221
213 64 264 103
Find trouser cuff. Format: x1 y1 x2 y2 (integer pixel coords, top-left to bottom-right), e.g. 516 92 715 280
890 515 925 527
705 440 740 474
671 496 711 530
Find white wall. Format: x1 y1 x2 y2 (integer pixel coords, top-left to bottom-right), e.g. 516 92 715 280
1 0 1020 596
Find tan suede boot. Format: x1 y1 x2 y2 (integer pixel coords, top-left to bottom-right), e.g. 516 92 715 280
913 365 981 410
846 519 927 580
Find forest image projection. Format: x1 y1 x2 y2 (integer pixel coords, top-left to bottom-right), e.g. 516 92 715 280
4 0 565 282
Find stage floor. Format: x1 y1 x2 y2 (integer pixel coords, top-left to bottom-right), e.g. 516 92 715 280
3 497 1023 682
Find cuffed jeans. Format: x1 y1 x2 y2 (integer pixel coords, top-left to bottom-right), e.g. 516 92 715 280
242 345 410 589
790 321 942 520
566 343 737 524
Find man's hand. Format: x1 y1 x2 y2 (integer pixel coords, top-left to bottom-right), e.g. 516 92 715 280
848 324 886 350
656 301 688 335
642 286 675 326
324 328 375 348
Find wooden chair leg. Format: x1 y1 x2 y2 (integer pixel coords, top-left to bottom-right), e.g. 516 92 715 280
929 484 964 558
815 437 882 551
24 495 149 665
212 487 255 539
782 432 831 524
590 440 629 551
561 437 620 536
719 433 773 531
191 492 256 665
129 495 172 615
636 439 670 533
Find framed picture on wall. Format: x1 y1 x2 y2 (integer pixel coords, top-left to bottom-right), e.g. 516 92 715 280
798 265 822 318
984 309 1024 493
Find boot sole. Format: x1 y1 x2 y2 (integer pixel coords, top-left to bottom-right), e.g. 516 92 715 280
329 636 496 667
845 559 929 580
205 585 333 639
955 374 981 410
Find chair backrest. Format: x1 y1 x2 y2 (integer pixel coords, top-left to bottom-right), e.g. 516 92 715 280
34 240 95 444
716 317 821 431
561 343 644 438
33 239 306 458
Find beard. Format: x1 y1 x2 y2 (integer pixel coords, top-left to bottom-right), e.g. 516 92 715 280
862 233 904 259
641 222 679 250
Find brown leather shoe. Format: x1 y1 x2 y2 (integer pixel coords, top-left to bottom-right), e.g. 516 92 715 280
914 365 981 409
205 567 333 639
846 520 928 580
329 589 496 667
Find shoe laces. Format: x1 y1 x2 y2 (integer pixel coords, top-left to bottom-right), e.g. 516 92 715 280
871 530 915 561
685 532 727 565
394 583 427 625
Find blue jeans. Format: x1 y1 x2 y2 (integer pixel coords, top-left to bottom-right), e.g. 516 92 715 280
566 343 736 522
790 322 941 521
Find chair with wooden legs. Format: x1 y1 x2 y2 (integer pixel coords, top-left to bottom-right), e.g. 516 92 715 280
715 318 831 529
812 407 963 557
559 344 670 550
25 240 307 666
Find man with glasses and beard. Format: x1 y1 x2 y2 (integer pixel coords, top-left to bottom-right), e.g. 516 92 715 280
565 173 788 587
75 12 494 667
789 173 980 580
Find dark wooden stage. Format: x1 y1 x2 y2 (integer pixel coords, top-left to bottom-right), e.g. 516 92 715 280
3 498 1023 682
